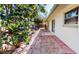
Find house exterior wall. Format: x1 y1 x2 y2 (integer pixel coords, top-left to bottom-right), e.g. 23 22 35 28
48 4 79 53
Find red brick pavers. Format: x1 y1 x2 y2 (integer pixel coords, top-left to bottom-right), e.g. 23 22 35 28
27 28 76 54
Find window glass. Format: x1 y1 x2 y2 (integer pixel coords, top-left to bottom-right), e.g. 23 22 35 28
65 8 78 24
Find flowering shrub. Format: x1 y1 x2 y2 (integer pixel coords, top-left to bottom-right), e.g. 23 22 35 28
0 4 46 48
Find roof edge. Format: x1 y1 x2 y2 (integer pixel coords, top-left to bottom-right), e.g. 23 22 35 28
46 4 59 22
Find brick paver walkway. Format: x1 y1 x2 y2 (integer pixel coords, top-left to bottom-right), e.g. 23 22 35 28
27 29 76 54
13 28 76 54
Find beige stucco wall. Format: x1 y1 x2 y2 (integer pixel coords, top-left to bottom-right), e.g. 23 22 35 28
48 4 79 53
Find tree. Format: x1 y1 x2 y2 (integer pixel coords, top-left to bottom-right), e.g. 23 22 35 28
0 4 46 47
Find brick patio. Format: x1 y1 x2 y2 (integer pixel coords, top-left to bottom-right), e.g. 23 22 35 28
26 28 76 54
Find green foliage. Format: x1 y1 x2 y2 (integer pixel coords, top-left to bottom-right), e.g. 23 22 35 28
0 4 46 46
34 18 43 25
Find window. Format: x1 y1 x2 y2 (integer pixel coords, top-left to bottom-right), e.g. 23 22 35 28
65 7 78 24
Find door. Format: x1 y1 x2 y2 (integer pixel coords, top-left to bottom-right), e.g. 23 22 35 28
52 20 55 32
